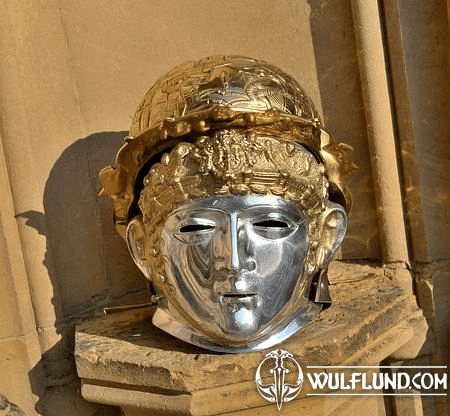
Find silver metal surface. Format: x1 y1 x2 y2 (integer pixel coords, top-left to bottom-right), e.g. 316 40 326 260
153 195 321 351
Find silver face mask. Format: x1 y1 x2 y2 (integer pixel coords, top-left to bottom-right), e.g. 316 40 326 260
161 195 311 340
128 198 347 352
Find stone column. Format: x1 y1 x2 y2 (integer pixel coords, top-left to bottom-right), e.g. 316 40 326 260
0 135 43 415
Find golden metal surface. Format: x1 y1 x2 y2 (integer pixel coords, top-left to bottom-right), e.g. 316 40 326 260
139 132 327 231
99 56 356 239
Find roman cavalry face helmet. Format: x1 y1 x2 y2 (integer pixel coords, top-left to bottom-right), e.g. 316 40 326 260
100 56 356 352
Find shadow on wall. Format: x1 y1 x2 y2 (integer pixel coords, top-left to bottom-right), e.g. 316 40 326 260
18 131 146 415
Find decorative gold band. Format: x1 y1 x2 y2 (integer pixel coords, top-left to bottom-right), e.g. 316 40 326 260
139 130 327 238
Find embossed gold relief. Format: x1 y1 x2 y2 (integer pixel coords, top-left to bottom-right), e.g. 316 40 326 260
100 56 356 352
99 56 356 239
139 132 327 235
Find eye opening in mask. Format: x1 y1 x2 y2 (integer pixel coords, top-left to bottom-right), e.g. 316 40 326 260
252 220 289 228
179 224 215 233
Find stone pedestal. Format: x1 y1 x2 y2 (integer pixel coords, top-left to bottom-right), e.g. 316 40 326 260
75 262 427 416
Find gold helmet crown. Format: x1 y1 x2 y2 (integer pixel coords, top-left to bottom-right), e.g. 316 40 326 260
100 55 356 238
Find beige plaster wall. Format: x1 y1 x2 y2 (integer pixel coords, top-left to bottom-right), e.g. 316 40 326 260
309 0 381 259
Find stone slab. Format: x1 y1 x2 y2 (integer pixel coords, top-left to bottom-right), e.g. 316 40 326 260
75 262 426 415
